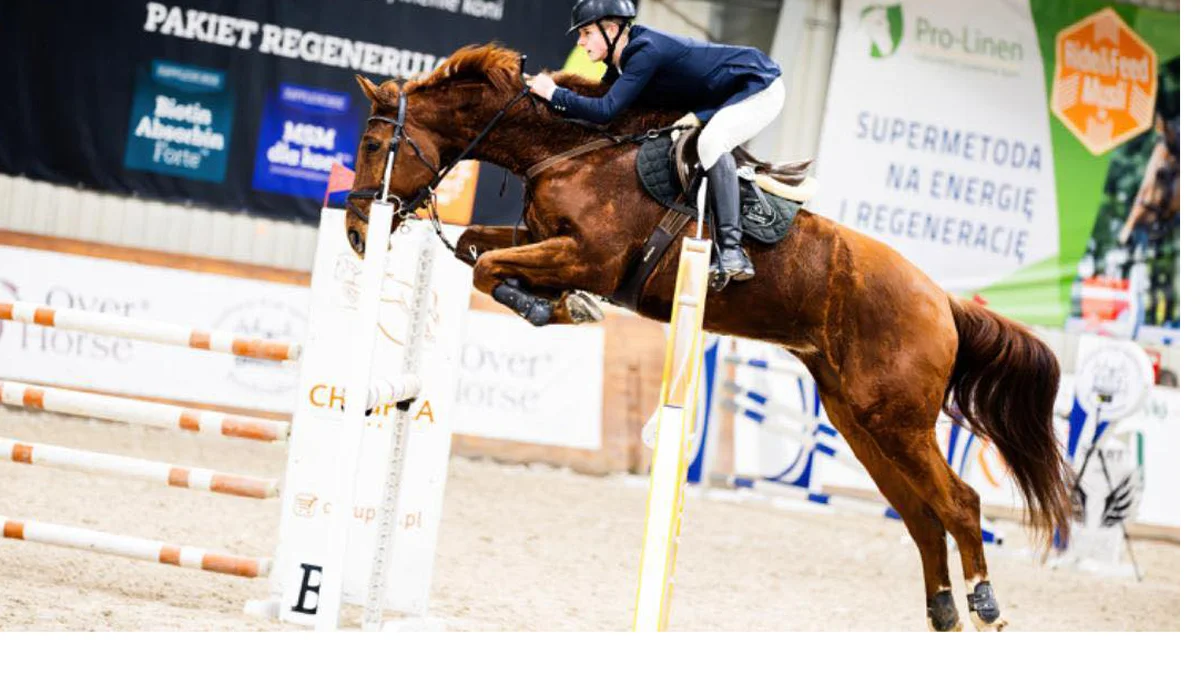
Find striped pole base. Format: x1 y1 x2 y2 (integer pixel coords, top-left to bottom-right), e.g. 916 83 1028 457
1 436 279 499
0 516 271 578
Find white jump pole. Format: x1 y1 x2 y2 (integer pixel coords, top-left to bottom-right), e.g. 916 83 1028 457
722 381 814 428
1 436 279 499
724 353 811 378
633 178 713 632
720 397 816 440
0 516 271 578
363 375 422 413
0 380 291 443
0 301 301 362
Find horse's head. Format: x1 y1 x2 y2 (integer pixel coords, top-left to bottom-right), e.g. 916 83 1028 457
344 45 526 257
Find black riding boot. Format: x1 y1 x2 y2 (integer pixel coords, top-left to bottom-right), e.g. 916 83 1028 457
706 152 754 282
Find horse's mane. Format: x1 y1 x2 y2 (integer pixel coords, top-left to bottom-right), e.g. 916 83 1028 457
405 43 522 94
398 44 679 133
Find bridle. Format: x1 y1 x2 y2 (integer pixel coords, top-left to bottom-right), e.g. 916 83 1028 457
346 57 533 254
598 19 630 72
345 54 690 259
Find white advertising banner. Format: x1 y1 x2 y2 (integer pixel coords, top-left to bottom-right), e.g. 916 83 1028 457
814 0 1059 292
1 242 607 451
0 245 306 413
453 311 605 451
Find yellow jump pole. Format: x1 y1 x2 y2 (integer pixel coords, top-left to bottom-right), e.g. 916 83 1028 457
633 178 713 632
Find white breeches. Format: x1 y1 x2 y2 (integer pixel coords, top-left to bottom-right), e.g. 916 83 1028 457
697 78 786 170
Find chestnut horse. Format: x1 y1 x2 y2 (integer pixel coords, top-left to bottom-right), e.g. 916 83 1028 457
345 45 1071 631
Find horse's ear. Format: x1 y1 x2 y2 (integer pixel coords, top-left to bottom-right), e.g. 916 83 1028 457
356 74 380 104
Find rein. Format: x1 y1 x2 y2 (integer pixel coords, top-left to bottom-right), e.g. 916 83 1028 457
524 124 687 180
348 67 535 254
349 62 691 256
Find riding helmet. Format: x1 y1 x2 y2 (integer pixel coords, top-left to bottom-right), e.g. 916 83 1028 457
568 0 637 34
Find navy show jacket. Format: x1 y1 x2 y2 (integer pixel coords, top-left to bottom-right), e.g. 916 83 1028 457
549 25 782 124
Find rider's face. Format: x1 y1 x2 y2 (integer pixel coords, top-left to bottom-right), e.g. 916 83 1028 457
576 23 614 62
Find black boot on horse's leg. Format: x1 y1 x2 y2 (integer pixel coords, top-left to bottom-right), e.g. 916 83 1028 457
492 278 553 326
967 580 1006 631
706 152 755 282
927 589 962 632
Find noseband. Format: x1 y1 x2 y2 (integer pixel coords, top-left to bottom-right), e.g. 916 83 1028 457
346 91 416 223
347 58 533 252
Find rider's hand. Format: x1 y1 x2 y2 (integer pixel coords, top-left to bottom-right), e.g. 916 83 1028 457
671 112 700 141
526 73 558 101
673 112 700 128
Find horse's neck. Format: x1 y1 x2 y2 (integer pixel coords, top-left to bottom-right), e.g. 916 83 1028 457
463 110 608 175
441 90 659 175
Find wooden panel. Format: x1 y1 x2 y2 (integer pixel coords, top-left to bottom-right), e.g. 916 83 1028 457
453 292 665 475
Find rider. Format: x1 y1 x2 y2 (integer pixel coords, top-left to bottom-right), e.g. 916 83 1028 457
526 0 785 282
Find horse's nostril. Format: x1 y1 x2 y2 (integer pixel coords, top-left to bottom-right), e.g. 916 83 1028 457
348 228 364 255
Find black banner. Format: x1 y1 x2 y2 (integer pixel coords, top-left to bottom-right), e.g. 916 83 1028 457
0 0 575 226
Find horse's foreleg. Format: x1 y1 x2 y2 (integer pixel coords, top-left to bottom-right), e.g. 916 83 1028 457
473 237 604 326
453 226 535 267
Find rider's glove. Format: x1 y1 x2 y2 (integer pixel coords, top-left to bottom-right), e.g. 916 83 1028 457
671 112 700 141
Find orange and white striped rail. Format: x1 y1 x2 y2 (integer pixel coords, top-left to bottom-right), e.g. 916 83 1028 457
0 516 270 578
0 380 291 443
1 436 279 499
0 301 301 362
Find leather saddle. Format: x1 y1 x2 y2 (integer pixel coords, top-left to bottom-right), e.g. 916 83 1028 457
674 128 818 205
635 128 815 246
611 129 816 311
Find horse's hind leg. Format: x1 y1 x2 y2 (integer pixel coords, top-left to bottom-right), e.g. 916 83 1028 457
864 424 1006 631
820 397 960 631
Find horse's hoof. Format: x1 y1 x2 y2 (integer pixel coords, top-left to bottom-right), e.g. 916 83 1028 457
967 581 1005 631
566 291 604 324
970 613 1008 632
926 589 961 632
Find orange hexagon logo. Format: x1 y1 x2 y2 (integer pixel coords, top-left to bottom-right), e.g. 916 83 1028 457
1051 8 1157 155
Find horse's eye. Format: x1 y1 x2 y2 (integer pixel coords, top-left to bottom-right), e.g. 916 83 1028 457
365 140 382 153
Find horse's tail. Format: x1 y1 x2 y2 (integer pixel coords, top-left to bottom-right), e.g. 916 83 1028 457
945 296 1072 548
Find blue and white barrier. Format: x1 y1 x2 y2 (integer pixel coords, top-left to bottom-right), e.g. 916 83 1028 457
689 340 1005 546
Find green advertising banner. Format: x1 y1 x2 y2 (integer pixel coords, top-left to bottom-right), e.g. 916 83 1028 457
817 0 1178 342
998 0 1179 341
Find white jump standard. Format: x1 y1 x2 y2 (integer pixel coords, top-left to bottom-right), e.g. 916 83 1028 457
634 179 714 631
